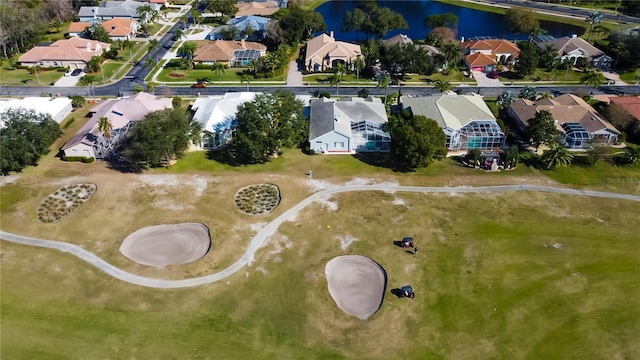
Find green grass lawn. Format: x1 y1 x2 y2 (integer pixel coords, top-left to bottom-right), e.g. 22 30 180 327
157 62 286 83
1 189 638 359
0 67 64 86
424 71 474 83
498 68 585 84
619 69 639 84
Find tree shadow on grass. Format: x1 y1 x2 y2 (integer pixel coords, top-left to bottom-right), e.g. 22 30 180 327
352 153 414 173
520 153 545 170
106 159 143 173
390 288 404 299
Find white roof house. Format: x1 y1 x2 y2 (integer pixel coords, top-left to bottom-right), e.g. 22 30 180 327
191 92 261 149
0 97 72 126
401 92 505 151
61 92 172 160
309 97 390 154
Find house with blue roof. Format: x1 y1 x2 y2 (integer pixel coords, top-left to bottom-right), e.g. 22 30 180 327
207 15 272 41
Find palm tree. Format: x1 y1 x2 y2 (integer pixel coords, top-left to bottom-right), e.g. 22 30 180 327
178 41 197 69
581 69 604 93
329 74 340 96
541 143 574 169
191 8 202 26
335 61 346 83
466 148 481 168
98 117 113 139
188 118 203 147
440 42 460 68
146 82 157 94
241 74 251 91
354 56 364 84
148 38 159 62
447 65 459 82
246 58 258 76
503 145 519 168
122 39 134 63
175 29 184 41
559 58 573 84
377 75 390 102
585 11 603 42
211 62 225 84
623 146 640 164
144 57 157 70
433 79 452 93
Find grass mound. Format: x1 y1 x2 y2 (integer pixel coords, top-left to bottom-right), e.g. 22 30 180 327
233 183 280 215
37 183 97 222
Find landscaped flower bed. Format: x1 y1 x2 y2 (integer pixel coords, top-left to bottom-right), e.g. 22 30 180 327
234 184 280 215
37 183 97 222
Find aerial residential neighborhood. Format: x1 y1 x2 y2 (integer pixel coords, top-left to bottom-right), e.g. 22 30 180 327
1 0 639 359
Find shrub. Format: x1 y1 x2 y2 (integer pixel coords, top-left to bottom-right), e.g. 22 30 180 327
318 91 331 99
63 117 75 129
358 88 369 98
62 156 94 162
71 95 85 108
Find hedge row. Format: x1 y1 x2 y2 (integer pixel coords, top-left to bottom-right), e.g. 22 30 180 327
62 156 95 163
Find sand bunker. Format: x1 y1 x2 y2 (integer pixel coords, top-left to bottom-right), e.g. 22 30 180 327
119 223 211 268
325 255 387 320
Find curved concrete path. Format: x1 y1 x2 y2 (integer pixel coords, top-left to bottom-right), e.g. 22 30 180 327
1 185 639 289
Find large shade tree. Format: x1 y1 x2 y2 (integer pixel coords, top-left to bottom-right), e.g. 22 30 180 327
341 1 408 39
0 108 62 175
387 113 447 169
505 7 539 42
226 91 307 164
527 110 561 150
122 108 202 169
177 41 197 69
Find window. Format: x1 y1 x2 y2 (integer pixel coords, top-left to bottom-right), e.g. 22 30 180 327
53 61 58 66
38 61 43 66
334 142 344 148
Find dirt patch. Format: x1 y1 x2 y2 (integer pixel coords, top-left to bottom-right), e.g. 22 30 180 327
325 255 387 320
119 223 211 268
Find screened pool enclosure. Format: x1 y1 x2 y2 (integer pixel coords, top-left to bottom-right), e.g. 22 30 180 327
561 122 592 149
445 120 505 151
351 120 391 152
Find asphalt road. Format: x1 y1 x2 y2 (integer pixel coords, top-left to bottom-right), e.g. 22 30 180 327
491 0 640 24
1 184 638 289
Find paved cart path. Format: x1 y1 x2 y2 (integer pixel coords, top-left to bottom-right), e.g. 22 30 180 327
2 185 639 289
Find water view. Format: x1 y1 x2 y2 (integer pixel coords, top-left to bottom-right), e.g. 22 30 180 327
316 0 585 41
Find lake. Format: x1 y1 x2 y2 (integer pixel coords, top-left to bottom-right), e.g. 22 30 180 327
315 0 585 41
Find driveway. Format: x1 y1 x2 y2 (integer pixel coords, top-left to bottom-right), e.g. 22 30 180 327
53 74 83 87
286 61 303 86
600 69 627 85
472 70 503 87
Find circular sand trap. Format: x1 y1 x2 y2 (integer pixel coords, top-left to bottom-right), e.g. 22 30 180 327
119 223 211 268
325 255 387 320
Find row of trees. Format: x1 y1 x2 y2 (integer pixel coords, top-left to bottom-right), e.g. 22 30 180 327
0 0 75 59
340 1 408 39
0 108 63 175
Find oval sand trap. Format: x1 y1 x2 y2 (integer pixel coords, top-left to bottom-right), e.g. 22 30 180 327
120 223 211 268
325 255 387 320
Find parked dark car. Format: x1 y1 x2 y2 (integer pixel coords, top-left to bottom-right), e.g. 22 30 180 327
487 70 499 79
71 69 82 76
191 82 207 88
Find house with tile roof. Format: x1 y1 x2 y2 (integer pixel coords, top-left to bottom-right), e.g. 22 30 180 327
234 1 280 16
78 0 160 23
304 32 363 72
61 92 173 160
461 39 520 72
508 93 620 149
609 96 640 124
401 92 505 151
193 39 267 67
19 38 110 69
68 18 138 40
309 97 390 154
382 33 441 57
535 35 613 68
